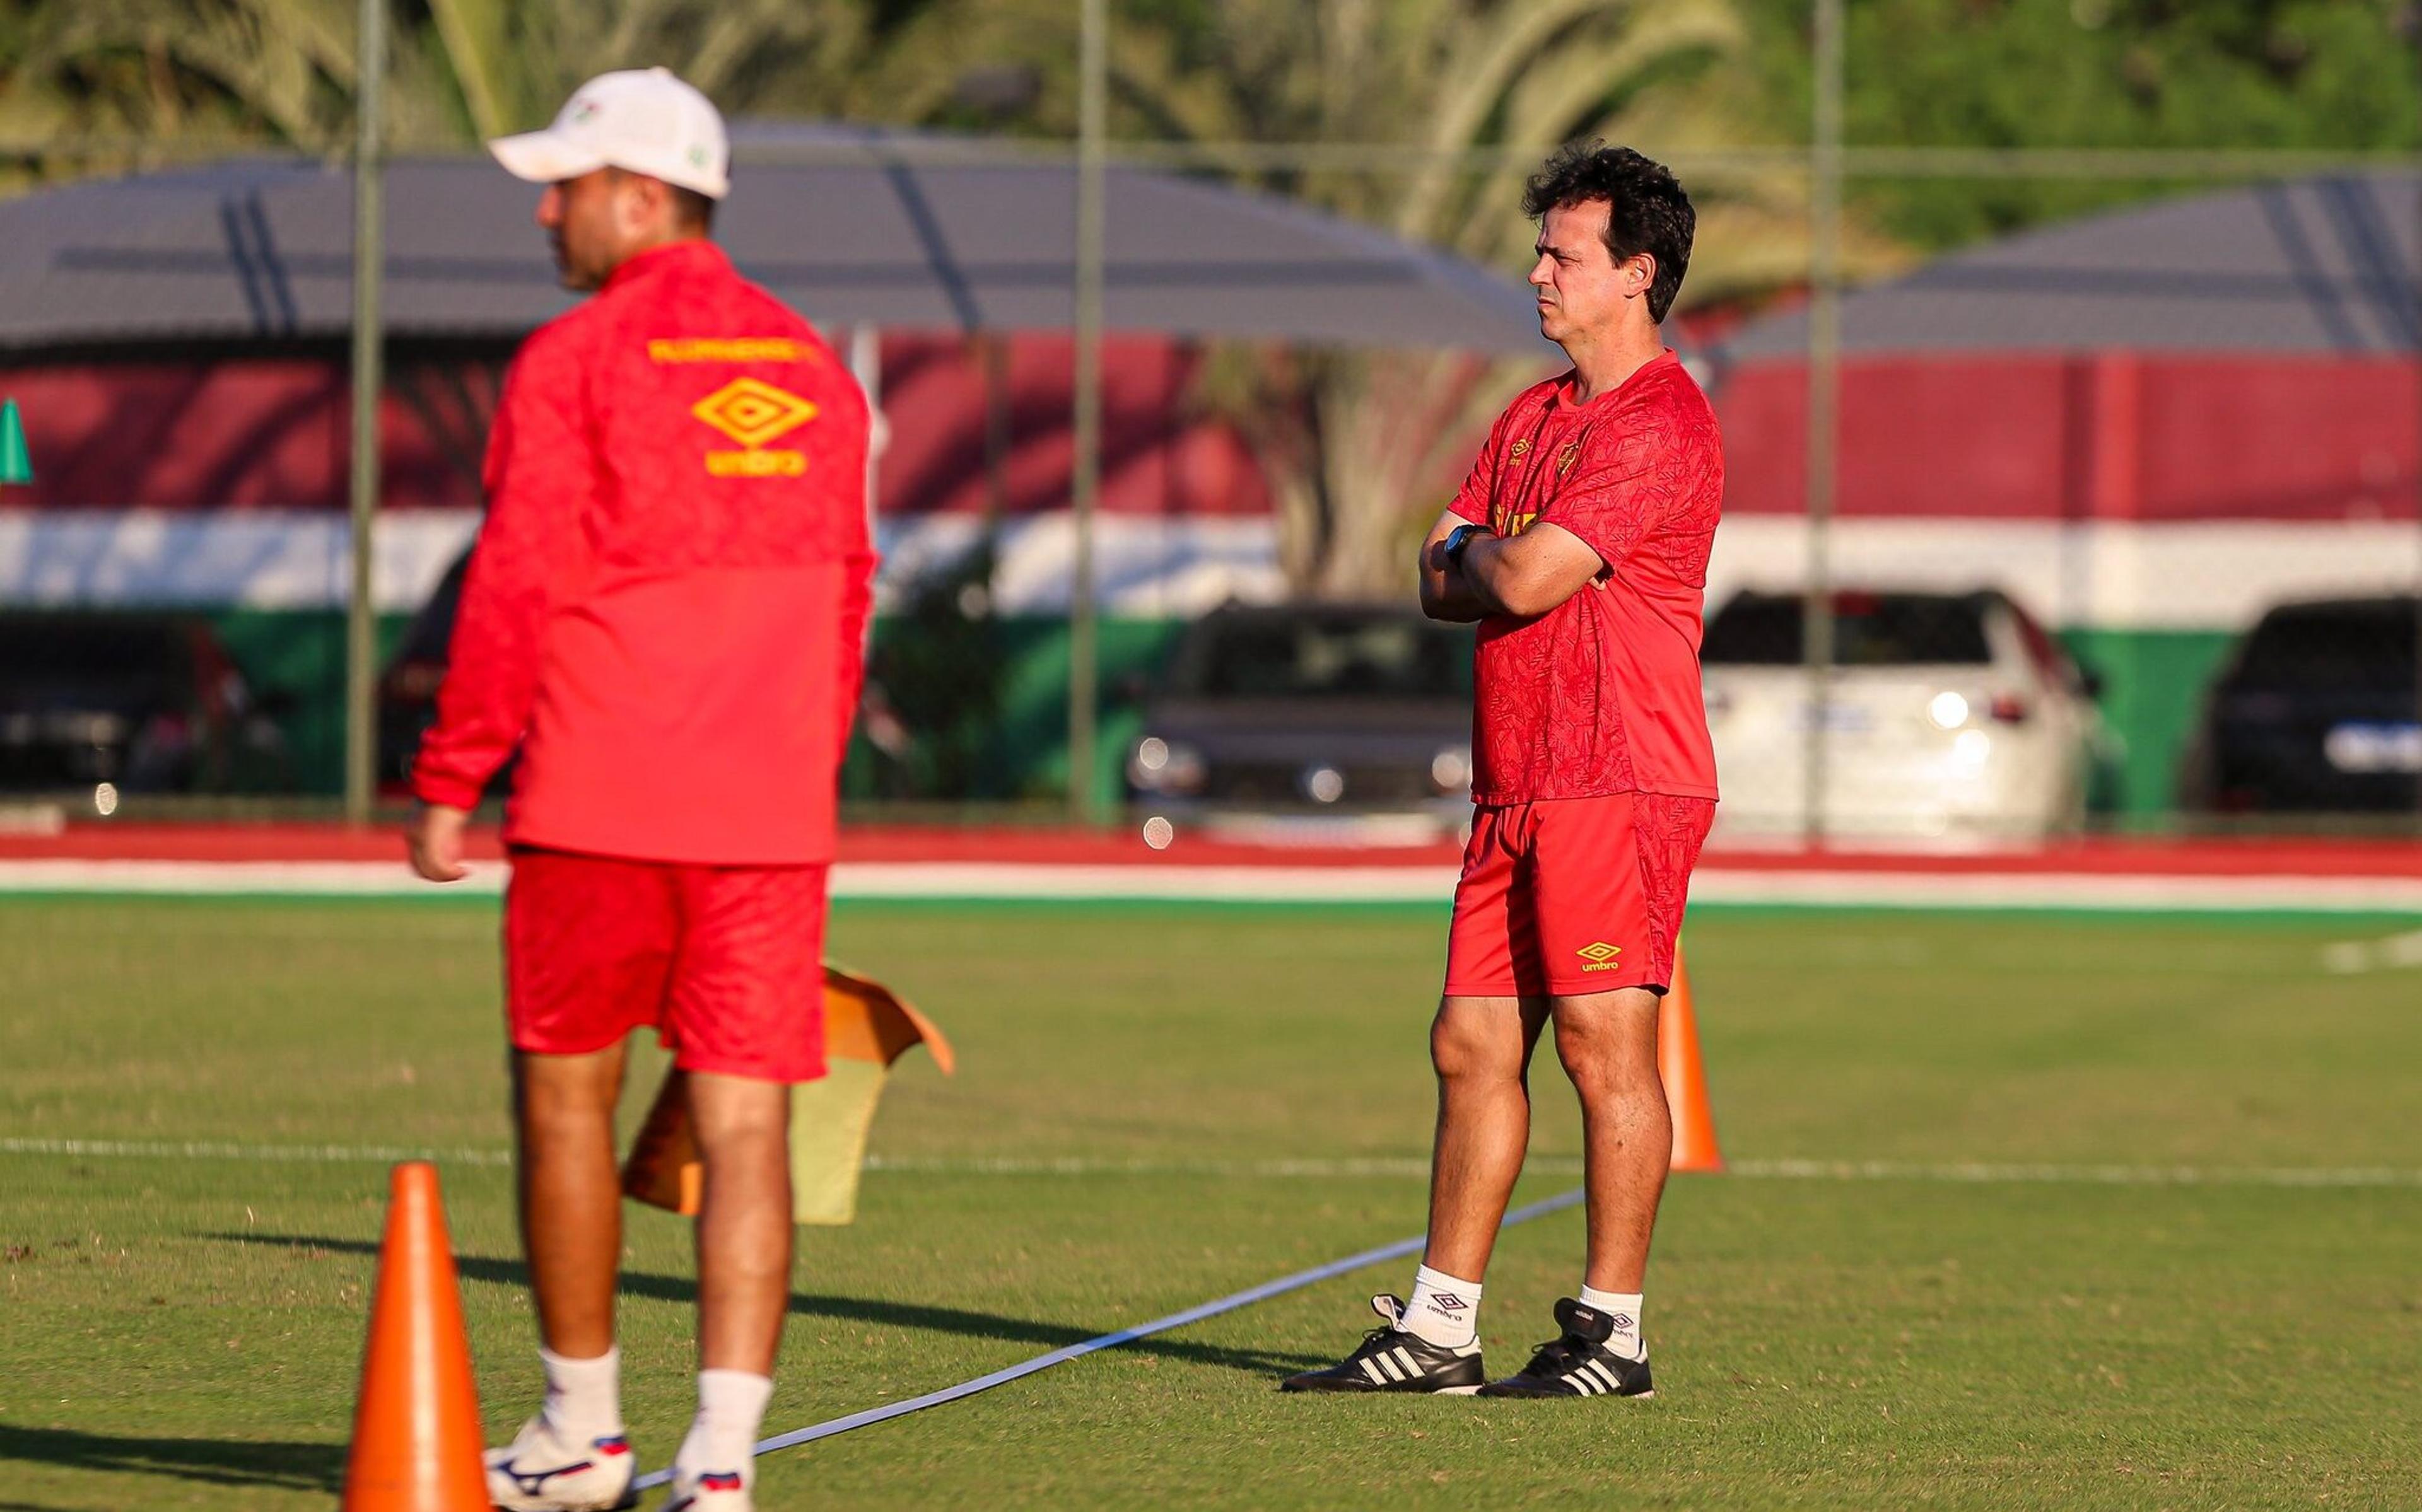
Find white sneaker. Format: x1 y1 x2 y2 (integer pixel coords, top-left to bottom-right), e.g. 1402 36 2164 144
660 1466 751 1511
484 1414 638 1511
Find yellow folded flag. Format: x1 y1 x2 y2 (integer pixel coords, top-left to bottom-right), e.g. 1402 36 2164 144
621 963 953 1225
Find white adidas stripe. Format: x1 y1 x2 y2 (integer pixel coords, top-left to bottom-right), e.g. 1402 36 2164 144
1360 1358 1386 1386
1393 1346 1419 1380
1588 1359 1625 1393
9 1139 2422 1190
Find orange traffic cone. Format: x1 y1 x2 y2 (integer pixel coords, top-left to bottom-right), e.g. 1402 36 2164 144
1659 947 1724 1173
341 1161 489 1511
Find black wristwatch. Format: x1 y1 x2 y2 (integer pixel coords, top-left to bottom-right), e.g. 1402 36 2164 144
1442 523 1489 564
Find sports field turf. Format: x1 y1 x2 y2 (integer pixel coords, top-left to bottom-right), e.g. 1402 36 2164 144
4 895 2419 1509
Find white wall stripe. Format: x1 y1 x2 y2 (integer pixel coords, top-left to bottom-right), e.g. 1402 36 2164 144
0 509 1289 619
6 508 2419 629
1710 516 2422 632
0 509 480 613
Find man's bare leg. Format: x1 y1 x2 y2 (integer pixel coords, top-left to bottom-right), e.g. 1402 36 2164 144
513 1043 629 1358
1552 986 1669 1294
668 1069 792 1489
1281 996 1551 1388
1422 994 1552 1279
686 1069 793 1375
496 1044 636 1498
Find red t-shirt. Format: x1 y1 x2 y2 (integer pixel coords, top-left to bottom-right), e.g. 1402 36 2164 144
411 240 875 864
1447 351 1723 805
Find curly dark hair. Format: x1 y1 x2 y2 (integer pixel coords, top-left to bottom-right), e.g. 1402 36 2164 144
1521 141 1694 323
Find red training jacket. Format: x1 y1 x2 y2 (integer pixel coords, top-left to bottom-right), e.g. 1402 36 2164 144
412 239 875 865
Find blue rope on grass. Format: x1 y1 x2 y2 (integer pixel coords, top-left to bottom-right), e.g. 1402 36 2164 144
631 1184 1585 1490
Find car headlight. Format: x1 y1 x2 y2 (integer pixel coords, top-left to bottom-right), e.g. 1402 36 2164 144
1129 735 1207 794
1429 745 1472 794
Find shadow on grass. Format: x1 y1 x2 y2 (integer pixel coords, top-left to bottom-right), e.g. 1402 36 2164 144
209 1233 1325 1379
0 1422 343 1494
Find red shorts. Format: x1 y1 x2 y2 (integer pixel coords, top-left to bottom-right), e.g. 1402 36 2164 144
504 847 829 1083
1444 793 1715 999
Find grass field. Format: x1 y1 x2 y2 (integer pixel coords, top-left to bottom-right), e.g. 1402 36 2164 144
4 895 2421 1510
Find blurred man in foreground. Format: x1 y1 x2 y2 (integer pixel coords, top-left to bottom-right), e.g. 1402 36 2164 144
406 67 874 1512
1285 142 1722 1400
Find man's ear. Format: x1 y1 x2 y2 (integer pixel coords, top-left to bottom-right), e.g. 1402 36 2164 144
619 173 670 236
1627 251 1658 300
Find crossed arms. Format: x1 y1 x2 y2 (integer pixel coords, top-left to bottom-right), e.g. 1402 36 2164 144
1417 508 1608 622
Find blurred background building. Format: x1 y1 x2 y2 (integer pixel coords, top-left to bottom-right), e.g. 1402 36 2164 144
1 0 2416 839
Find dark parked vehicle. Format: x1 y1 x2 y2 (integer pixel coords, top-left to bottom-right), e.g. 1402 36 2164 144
2181 595 2421 814
377 547 476 796
1125 603 1474 821
0 612 286 798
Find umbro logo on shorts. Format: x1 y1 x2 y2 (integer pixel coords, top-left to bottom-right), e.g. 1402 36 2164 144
1576 941 1625 972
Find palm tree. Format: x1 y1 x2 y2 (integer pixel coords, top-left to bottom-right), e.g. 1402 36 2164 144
417 0 882 138
1111 0 1805 596
0 0 905 166
909 0 1903 596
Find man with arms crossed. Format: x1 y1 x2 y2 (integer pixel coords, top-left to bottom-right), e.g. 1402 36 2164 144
1285 142 1720 1400
406 70 873 1511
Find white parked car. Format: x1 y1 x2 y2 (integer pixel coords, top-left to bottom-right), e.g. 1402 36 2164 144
1700 588 2105 842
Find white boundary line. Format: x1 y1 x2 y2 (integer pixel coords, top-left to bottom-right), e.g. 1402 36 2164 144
8 1137 2420 1190
6 857 2422 912
2320 926 2422 974
0 1136 517 1167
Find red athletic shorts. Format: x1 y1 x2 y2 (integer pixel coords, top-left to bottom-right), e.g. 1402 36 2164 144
1443 793 1716 999
503 847 829 1083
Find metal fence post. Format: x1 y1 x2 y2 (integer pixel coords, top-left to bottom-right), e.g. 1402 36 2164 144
1801 0 1845 848
344 0 387 823
1069 0 1108 823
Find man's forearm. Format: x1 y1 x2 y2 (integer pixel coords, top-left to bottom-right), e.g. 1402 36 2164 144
1453 535 1521 617
1422 560 1494 622
1420 523 1498 622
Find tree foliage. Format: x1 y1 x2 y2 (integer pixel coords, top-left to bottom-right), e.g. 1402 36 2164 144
1730 0 2422 250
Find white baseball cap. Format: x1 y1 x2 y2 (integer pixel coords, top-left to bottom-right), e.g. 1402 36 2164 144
488 67 730 200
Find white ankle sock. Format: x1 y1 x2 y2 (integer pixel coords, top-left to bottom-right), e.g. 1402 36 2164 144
677 1369 774 1481
1401 1264 1482 1349
538 1344 623 1440
1577 1286 1645 1360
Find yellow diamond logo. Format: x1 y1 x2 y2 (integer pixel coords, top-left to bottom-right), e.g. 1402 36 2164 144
1576 941 1622 964
691 378 818 450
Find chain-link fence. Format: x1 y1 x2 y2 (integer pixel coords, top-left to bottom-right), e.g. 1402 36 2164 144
1 2 2415 838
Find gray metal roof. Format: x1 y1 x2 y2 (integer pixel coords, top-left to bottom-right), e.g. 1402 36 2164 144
1724 171 2421 360
0 127 1553 356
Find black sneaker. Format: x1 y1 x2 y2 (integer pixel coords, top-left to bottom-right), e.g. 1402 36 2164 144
1477 1298 1654 1399
1280 1294 1486 1394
